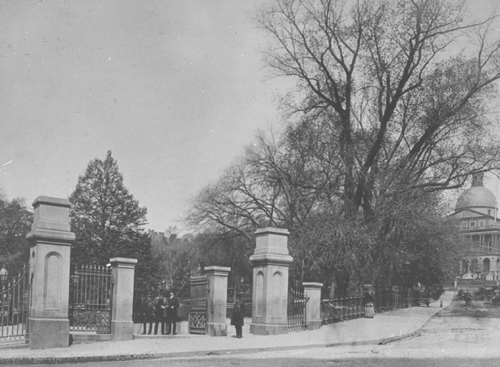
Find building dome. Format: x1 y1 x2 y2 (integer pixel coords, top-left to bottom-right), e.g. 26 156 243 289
455 173 497 211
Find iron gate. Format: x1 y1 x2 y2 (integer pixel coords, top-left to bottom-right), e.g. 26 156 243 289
0 264 31 345
69 264 113 334
188 275 207 334
288 281 308 331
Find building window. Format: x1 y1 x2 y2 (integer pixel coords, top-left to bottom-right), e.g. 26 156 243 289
471 259 478 273
470 221 476 227
461 222 468 228
484 258 491 272
479 221 485 227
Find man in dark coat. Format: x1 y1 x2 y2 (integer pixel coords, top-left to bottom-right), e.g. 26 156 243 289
166 291 180 335
231 293 246 338
153 291 167 335
141 294 155 335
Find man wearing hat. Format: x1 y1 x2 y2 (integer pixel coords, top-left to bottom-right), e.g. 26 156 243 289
166 290 180 335
231 293 246 338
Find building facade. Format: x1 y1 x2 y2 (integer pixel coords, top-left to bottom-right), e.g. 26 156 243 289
452 173 500 281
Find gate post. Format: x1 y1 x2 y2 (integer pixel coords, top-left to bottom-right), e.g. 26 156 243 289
204 266 231 336
26 196 75 349
250 227 293 335
110 257 137 341
303 282 323 330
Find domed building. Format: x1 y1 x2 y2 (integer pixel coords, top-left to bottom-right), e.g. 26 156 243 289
452 173 500 283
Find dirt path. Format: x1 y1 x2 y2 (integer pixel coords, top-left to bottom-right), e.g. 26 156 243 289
168 300 500 361
383 301 500 358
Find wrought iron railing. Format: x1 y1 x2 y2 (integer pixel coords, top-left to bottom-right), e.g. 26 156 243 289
321 296 363 325
69 264 113 334
321 287 422 325
288 282 308 331
373 287 418 312
0 264 30 345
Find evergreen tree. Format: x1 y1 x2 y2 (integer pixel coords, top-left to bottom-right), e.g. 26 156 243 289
69 151 148 266
0 195 33 273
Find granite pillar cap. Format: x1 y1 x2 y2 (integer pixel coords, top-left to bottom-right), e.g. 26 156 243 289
30 196 72 233
303 282 324 289
110 258 138 268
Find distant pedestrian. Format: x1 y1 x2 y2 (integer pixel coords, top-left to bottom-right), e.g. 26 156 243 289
463 291 472 306
362 287 375 318
424 292 431 307
166 291 180 335
141 294 155 335
231 293 246 338
153 291 167 335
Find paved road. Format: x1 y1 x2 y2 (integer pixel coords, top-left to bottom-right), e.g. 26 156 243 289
18 314 500 366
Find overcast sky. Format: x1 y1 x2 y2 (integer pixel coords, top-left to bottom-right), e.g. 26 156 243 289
1 0 499 233
1 0 288 232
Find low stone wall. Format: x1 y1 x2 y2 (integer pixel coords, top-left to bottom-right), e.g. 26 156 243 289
70 333 112 344
133 321 189 336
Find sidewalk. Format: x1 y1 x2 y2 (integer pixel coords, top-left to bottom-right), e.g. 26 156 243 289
0 291 454 365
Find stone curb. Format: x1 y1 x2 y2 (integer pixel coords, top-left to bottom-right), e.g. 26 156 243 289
0 346 326 365
0 327 432 365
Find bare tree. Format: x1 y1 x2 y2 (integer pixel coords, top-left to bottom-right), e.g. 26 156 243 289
188 0 500 292
257 0 500 218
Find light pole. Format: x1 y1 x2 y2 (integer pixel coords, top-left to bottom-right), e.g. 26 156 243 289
0 266 7 310
0 265 7 283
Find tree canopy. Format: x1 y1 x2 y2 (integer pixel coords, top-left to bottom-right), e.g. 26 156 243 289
188 0 500 294
0 195 32 274
148 229 198 298
69 151 159 289
257 0 500 215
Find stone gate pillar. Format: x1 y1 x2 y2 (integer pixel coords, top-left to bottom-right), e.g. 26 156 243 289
303 282 323 330
250 227 293 335
26 196 75 349
110 257 137 341
204 266 231 336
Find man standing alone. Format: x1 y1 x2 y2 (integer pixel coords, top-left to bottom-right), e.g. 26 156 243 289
231 293 246 338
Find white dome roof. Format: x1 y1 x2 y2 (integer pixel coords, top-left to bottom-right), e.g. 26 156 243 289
456 185 497 210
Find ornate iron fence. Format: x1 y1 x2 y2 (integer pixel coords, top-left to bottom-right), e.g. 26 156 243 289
287 282 308 331
321 287 422 325
0 264 31 345
374 287 419 312
69 264 113 334
188 275 207 334
321 296 363 325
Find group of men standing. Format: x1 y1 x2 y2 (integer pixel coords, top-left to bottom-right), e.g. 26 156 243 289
142 290 179 335
141 290 246 337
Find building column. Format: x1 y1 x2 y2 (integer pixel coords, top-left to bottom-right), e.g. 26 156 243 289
250 227 293 335
26 196 75 349
110 257 138 341
303 282 323 330
204 266 231 336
